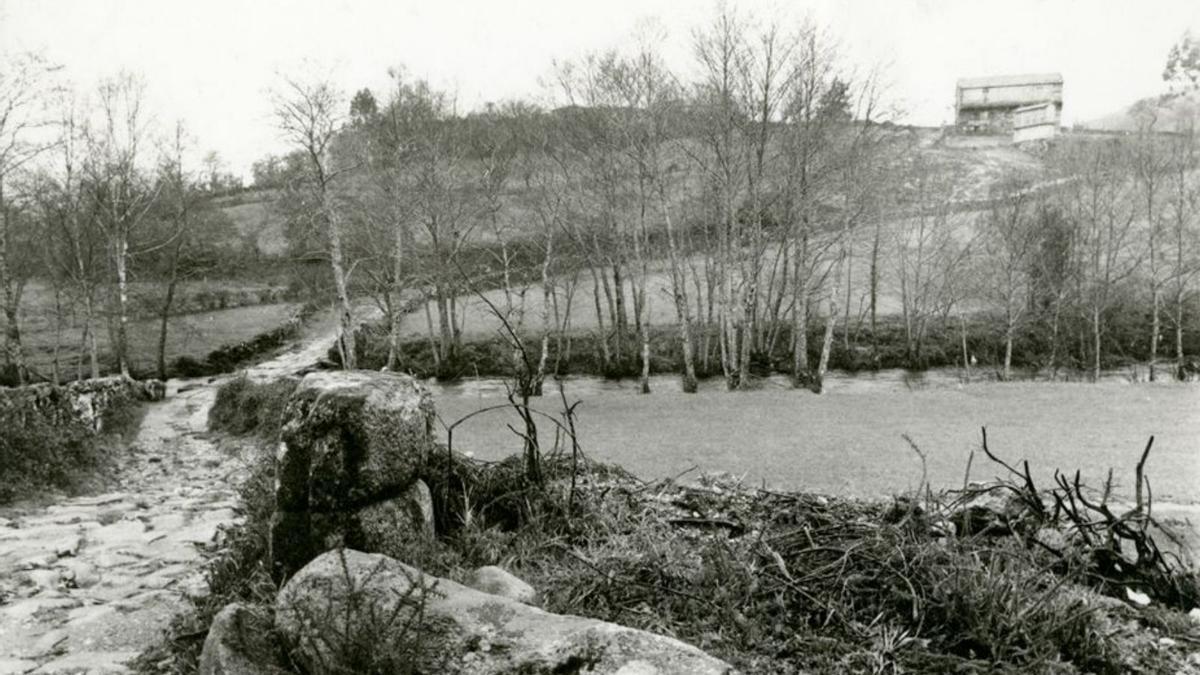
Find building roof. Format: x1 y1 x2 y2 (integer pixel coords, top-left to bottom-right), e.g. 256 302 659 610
957 73 1063 89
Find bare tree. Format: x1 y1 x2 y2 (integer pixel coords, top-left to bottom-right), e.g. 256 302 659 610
894 151 973 366
982 177 1039 379
85 72 160 378
1163 106 1200 378
0 52 58 384
1055 138 1142 381
35 91 104 380
1131 107 1170 380
274 75 357 369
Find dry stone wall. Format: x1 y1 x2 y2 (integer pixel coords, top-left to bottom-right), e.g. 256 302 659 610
0 376 165 433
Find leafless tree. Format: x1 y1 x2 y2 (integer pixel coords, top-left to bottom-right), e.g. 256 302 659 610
982 177 1040 379
274 74 357 369
0 52 59 383
85 72 160 378
1056 138 1142 381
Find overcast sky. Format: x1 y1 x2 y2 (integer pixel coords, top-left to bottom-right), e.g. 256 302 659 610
2 0 1196 179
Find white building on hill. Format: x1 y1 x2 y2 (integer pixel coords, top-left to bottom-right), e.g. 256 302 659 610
955 73 1063 135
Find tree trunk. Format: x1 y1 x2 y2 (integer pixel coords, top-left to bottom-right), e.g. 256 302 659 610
423 296 440 370
1092 305 1102 382
2 300 23 384
590 268 611 372
1149 286 1160 382
386 220 406 370
961 314 972 381
84 292 100 379
662 200 697 394
157 240 183 379
639 321 651 394
814 295 837 394
535 236 553 396
0 185 26 385
793 280 809 388
435 284 452 364
1174 287 1185 379
326 208 356 370
1047 297 1062 378
612 262 627 333
114 232 132 378
738 310 753 389
869 220 881 356
1003 322 1014 382
51 285 64 385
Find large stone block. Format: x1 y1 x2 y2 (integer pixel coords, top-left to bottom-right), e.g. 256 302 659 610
277 550 735 675
271 371 436 581
278 371 434 513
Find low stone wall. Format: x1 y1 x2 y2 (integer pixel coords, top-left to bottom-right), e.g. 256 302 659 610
172 302 317 377
127 284 291 317
0 376 165 433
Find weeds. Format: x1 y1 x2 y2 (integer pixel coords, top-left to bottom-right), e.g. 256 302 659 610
207 374 299 437
281 549 448 674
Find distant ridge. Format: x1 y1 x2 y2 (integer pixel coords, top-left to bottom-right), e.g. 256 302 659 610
1082 90 1200 132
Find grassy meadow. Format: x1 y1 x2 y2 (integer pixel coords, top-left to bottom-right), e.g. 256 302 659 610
3 290 300 380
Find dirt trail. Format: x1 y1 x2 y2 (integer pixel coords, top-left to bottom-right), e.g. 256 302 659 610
0 325 337 675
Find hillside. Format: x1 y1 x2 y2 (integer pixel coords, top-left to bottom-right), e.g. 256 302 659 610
1083 90 1200 132
219 127 1047 259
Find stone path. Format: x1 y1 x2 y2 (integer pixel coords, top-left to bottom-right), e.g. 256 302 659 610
0 324 341 675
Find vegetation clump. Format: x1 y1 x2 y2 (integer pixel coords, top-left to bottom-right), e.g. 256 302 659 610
0 386 145 504
207 374 300 438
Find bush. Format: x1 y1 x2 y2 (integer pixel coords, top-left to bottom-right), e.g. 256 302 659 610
207 375 299 438
168 356 208 378
0 388 144 504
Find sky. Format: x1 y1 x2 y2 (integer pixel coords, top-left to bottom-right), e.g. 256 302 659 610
2 0 1197 180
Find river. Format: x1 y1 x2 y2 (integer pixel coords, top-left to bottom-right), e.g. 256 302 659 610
425 368 1200 505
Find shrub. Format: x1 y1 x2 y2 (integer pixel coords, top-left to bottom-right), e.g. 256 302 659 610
168 355 208 378
0 388 144 504
280 549 448 674
208 375 299 438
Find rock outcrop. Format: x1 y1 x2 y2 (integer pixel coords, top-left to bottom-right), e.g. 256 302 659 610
270 370 436 580
277 549 735 675
198 603 287 675
468 565 541 607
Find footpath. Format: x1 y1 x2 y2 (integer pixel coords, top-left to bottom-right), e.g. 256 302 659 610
0 325 337 675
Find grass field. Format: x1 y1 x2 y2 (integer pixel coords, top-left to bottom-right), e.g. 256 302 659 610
11 302 300 379
432 378 1200 504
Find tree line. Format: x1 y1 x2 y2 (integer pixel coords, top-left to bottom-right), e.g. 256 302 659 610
267 10 1200 394
0 58 250 385
3 10 1198 394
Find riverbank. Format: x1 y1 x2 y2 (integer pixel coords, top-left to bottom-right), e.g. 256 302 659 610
350 313 1200 383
